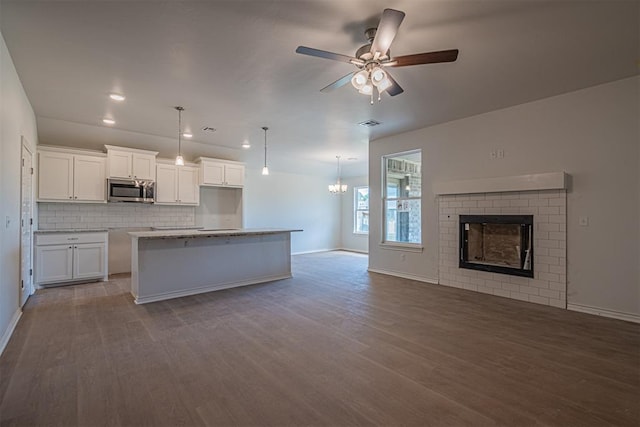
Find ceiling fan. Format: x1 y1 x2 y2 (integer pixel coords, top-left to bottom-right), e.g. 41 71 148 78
295 8 459 103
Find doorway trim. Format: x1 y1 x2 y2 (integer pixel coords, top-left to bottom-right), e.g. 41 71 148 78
20 137 35 307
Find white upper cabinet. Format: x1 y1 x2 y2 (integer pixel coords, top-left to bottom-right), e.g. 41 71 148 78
197 158 245 188
155 163 199 205
105 145 157 180
38 148 106 203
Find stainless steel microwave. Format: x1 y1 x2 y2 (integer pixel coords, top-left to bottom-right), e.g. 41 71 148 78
107 178 155 203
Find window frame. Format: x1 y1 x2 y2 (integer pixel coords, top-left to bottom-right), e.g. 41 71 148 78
353 186 369 235
381 150 423 250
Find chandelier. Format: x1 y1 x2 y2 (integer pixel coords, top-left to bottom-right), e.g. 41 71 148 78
328 156 347 194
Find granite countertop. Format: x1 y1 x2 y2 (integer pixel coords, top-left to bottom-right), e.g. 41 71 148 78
150 226 205 231
34 228 108 234
128 228 302 239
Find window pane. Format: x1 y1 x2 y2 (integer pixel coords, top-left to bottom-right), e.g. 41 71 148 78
354 186 369 234
356 187 369 210
385 199 421 243
355 211 369 233
383 151 421 244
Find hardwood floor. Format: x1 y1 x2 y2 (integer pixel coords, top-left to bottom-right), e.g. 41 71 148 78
1 251 638 426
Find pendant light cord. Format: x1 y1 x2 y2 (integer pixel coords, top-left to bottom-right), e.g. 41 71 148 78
262 126 268 168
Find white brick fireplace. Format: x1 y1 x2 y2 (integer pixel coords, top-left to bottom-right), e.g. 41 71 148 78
434 173 568 308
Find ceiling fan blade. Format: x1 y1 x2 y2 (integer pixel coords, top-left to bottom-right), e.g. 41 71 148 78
296 46 360 64
320 72 356 93
391 49 459 67
370 9 405 57
385 73 404 97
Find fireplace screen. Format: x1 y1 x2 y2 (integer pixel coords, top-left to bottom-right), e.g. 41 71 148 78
459 215 534 278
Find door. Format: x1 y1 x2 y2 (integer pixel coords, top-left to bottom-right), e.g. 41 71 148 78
202 161 224 185
20 142 34 306
73 243 105 280
132 153 156 180
38 151 73 200
224 164 245 187
35 245 73 284
74 155 106 201
108 150 133 179
177 166 199 204
155 164 178 203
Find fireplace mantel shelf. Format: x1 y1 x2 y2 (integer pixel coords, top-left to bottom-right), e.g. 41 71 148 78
433 172 569 196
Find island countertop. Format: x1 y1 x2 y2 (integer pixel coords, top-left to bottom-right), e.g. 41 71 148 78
128 228 302 240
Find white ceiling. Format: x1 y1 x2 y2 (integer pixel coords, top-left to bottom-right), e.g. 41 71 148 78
1 0 637 177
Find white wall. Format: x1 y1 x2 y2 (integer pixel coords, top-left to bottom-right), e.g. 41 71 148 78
243 168 341 254
0 32 38 351
369 76 640 317
339 175 369 253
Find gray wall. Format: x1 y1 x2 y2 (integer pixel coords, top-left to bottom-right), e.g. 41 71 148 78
0 33 38 350
243 169 341 254
369 76 639 317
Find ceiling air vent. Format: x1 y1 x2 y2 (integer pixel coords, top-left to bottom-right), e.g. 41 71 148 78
202 126 217 133
358 119 381 127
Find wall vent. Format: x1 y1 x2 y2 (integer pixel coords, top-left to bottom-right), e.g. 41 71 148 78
358 119 381 127
202 126 217 132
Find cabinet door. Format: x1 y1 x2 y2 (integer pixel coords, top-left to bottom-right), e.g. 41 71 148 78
73 243 106 280
108 150 133 179
36 245 73 284
38 151 73 201
132 153 156 180
156 164 178 204
177 166 199 205
201 161 225 185
224 164 245 187
74 155 106 202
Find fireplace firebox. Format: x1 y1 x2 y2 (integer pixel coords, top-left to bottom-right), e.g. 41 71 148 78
459 215 533 278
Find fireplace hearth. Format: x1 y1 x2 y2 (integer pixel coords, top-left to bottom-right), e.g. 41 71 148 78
459 214 534 278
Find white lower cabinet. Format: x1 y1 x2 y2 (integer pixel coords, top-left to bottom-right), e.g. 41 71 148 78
35 232 108 286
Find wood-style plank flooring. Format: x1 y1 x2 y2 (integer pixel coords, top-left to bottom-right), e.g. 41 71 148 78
1 251 638 426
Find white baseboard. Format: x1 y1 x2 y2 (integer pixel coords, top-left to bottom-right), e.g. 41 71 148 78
292 248 335 255
0 309 22 356
337 248 369 254
367 267 439 285
567 303 640 324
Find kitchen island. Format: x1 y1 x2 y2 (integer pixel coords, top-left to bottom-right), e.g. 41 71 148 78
128 228 301 304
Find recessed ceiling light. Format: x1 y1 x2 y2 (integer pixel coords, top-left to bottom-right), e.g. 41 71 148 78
183 132 193 138
102 118 115 125
347 157 358 161
241 142 251 149
109 93 125 101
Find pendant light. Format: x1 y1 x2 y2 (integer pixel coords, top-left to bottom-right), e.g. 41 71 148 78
174 106 185 166
261 126 269 176
328 156 347 194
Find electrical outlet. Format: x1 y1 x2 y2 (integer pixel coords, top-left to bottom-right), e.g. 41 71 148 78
497 149 504 158
579 216 589 226
5 216 10 228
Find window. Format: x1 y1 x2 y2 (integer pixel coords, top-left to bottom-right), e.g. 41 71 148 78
354 186 369 234
383 150 421 245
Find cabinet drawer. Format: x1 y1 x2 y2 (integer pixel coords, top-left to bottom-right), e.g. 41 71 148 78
36 232 107 246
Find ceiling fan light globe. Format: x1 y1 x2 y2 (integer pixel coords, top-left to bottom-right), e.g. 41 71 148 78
371 67 386 84
351 70 368 89
359 83 373 95
377 77 392 92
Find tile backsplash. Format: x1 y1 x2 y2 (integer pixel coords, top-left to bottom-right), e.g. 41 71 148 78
38 202 195 230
